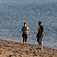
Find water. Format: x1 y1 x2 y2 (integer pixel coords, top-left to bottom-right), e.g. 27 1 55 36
0 0 57 49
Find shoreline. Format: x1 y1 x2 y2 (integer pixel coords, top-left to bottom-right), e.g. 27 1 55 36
0 39 56 50
0 39 57 57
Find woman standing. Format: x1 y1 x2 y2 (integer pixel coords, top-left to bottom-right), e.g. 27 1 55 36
22 22 29 45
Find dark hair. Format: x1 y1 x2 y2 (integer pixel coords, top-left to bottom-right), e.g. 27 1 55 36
24 22 28 25
24 22 26 25
38 21 42 24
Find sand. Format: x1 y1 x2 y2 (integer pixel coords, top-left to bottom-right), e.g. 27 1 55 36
0 40 57 57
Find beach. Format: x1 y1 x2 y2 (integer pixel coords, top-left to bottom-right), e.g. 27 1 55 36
0 40 57 57
0 0 57 49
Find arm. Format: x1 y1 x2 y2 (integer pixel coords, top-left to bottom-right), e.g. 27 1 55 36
21 27 23 32
41 26 44 36
26 26 29 34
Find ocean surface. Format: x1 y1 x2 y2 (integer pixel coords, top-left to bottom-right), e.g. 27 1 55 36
0 0 57 49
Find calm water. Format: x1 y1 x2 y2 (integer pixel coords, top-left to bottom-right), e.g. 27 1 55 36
0 0 57 49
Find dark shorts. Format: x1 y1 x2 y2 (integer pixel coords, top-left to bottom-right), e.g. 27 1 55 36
39 37 42 41
37 37 43 42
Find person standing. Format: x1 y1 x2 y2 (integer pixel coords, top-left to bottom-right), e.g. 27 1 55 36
36 21 44 50
22 22 29 45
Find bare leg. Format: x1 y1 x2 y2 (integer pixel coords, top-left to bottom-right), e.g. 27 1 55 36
37 41 41 50
39 41 41 46
23 42 25 45
40 41 43 50
25 42 27 45
40 42 43 47
38 42 40 46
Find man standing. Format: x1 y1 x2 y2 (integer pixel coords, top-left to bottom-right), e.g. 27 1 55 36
36 21 44 50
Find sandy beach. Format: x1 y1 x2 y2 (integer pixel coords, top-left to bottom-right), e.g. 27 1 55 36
0 40 57 57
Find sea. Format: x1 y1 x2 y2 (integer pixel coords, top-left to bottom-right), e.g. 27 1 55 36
0 0 57 49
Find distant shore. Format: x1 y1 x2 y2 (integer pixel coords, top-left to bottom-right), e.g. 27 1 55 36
0 40 57 57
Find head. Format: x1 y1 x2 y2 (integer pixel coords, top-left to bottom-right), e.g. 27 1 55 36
24 22 28 27
38 21 42 26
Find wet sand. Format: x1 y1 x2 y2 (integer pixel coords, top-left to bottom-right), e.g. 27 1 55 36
0 40 57 57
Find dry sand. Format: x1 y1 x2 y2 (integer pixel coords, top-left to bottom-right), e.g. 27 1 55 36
0 40 57 57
